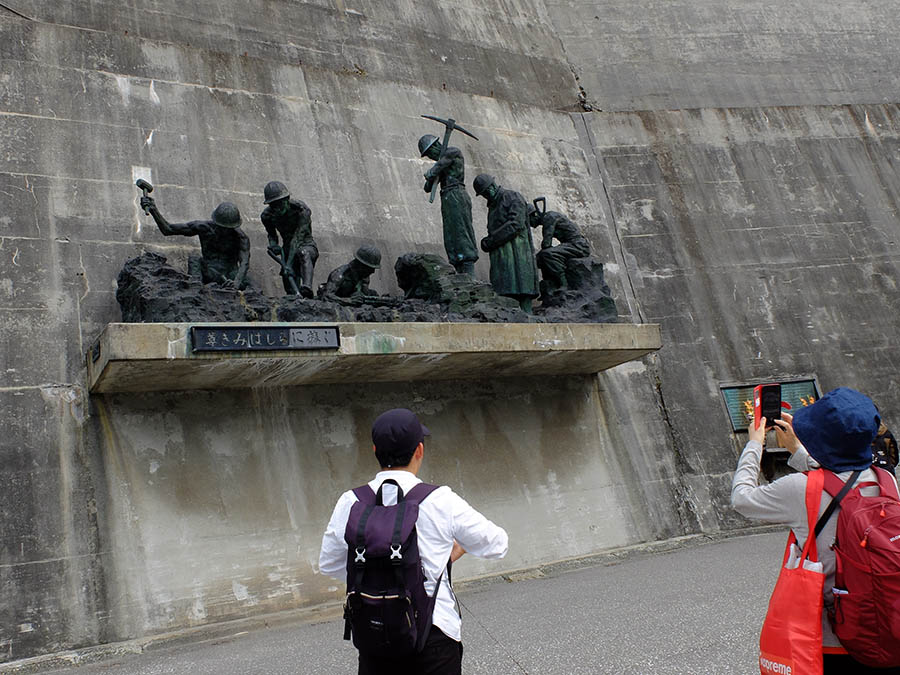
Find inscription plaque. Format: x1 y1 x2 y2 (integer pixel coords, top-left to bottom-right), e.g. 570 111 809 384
191 325 340 352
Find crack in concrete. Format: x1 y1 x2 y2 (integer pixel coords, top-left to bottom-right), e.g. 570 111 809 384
652 367 702 534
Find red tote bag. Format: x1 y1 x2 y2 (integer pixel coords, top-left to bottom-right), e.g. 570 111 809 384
759 469 825 675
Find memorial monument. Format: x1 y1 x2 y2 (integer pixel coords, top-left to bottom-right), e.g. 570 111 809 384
116 115 620 324
120 141 617 324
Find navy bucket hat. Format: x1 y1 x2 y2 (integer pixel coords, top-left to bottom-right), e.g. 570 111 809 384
791 387 880 472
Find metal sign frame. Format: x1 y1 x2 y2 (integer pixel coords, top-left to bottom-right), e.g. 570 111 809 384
719 377 821 433
190 325 341 353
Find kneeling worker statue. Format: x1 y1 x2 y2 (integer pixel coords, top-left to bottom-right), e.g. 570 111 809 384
141 193 250 289
317 245 382 300
527 197 591 293
261 180 318 298
473 174 539 312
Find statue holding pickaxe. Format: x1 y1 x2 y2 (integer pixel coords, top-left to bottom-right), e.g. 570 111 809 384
418 115 479 276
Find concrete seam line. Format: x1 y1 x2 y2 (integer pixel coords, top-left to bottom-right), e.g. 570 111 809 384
0 2 33 21
570 111 644 323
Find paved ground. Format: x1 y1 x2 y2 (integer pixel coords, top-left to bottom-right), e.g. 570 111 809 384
36 531 785 674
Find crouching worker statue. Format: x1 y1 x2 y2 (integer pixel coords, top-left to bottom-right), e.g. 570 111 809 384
319 409 509 674
317 245 382 301
141 194 250 289
527 197 591 295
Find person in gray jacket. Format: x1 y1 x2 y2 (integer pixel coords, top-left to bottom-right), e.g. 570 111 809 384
731 387 899 674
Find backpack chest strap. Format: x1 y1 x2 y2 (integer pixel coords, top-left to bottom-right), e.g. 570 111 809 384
346 482 441 562
354 504 375 565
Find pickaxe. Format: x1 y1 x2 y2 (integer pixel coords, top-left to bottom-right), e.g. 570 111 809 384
421 114 479 204
266 248 302 296
135 179 153 214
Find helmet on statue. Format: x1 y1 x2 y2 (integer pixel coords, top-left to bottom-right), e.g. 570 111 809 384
211 202 242 228
418 134 440 157
263 181 290 204
354 245 382 269
473 174 496 197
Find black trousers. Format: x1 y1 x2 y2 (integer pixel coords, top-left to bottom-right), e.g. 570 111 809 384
357 627 463 675
824 654 900 674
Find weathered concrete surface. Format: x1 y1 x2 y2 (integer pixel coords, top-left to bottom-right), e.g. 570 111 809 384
550 1 900 112
0 6 629 659
582 105 900 530
86 322 661 392
4 0 900 664
82 373 679 644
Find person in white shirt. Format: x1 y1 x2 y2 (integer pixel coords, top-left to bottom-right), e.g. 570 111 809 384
319 408 509 675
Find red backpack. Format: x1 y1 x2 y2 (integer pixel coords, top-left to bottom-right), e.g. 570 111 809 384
816 467 900 667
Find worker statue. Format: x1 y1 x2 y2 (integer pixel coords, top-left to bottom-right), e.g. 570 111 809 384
141 193 250 289
527 198 591 293
419 134 479 276
472 174 539 312
317 245 382 300
261 180 318 297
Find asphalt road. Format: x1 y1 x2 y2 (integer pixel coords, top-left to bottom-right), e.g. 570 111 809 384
38 531 785 674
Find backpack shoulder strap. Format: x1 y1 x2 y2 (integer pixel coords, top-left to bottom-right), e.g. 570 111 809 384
873 466 900 500
403 482 440 506
822 470 852 498
814 469 862 538
791 469 825 562
352 484 376 505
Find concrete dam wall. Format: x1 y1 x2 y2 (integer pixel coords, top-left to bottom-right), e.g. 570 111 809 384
3 0 900 662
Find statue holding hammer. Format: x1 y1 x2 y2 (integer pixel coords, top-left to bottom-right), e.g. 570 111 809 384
137 180 251 289
418 115 479 276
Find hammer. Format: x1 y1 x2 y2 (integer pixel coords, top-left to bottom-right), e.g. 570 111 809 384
135 179 153 214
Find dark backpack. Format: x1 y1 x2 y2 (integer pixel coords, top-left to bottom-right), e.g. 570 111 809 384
872 429 899 475
815 468 900 667
342 479 442 656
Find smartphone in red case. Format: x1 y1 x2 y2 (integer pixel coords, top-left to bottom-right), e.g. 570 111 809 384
753 384 783 429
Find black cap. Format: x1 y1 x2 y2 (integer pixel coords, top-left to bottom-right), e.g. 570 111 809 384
372 409 430 464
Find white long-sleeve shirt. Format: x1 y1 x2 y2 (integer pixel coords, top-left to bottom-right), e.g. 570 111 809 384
731 441 896 647
319 470 509 642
